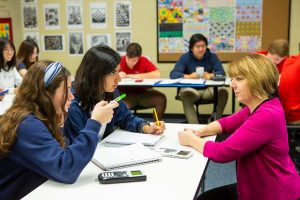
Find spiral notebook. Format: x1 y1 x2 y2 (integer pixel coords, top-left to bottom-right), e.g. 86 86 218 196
102 129 164 147
92 143 162 171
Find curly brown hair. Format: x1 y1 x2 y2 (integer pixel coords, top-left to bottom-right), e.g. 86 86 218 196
0 60 70 157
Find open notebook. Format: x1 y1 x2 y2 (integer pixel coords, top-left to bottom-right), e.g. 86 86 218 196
102 129 164 147
92 143 162 171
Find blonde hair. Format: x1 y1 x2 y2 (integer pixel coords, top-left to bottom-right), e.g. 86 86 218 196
229 54 279 100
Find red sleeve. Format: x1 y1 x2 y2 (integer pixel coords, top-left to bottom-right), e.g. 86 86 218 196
277 58 287 73
119 56 127 71
138 56 157 72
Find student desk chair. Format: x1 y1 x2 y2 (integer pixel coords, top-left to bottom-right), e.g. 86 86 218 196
131 105 154 115
175 87 215 123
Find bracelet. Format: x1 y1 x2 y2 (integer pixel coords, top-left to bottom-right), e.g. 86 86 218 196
139 121 151 133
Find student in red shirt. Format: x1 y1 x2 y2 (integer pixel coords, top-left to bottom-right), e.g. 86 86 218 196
119 43 166 120
256 39 289 73
279 53 300 125
279 46 300 157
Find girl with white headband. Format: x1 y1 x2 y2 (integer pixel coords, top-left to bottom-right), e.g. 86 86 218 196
0 60 118 199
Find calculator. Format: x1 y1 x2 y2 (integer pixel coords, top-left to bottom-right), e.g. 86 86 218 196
156 147 193 159
98 170 147 184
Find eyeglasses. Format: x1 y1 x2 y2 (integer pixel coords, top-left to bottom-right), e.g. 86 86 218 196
193 44 206 49
3 48 14 53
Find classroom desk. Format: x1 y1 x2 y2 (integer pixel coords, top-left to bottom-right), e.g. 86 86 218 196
0 94 14 115
119 78 231 120
24 123 216 200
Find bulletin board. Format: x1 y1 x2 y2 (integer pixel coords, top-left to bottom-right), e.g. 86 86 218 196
157 0 290 62
0 18 13 42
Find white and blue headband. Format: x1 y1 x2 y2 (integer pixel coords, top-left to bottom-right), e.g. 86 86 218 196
44 62 62 87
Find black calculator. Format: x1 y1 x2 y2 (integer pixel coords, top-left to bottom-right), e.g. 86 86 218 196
98 170 147 184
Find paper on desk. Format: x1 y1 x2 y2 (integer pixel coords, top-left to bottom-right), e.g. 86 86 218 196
205 80 225 86
158 78 183 84
158 78 205 85
225 78 231 86
179 79 205 84
0 94 15 115
118 78 160 86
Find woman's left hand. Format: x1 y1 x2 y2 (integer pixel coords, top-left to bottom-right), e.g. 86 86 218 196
143 121 165 135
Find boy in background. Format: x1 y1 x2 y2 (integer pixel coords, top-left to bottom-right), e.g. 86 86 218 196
119 43 166 120
257 39 289 73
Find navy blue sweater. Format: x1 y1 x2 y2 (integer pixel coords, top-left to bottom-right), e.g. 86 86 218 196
170 49 225 79
0 115 100 200
64 93 145 145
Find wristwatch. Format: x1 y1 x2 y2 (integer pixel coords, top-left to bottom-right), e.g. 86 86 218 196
139 121 151 133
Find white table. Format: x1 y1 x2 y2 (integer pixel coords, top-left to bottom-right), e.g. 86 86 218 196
0 94 14 115
118 78 232 120
24 123 215 200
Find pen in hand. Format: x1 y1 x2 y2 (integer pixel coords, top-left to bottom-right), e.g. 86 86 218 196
113 94 126 102
0 89 9 96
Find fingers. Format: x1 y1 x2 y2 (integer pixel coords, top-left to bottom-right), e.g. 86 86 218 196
152 121 166 135
184 128 194 132
98 100 119 108
108 101 119 109
91 100 119 124
98 100 108 106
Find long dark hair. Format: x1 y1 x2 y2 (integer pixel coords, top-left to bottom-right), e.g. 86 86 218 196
16 39 39 70
0 60 70 157
0 38 16 72
74 44 120 111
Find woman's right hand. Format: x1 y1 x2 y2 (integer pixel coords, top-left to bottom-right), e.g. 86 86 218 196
91 101 119 125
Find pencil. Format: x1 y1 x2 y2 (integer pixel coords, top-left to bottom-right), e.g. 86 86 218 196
153 108 160 128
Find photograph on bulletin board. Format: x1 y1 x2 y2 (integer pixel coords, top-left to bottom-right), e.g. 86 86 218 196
0 18 13 42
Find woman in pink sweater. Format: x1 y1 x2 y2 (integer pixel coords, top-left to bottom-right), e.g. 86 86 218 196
179 54 300 200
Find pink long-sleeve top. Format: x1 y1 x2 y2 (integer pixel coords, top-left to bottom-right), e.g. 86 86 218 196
203 98 300 200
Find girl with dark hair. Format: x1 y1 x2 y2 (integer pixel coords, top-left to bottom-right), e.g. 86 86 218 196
64 44 165 145
0 38 22 94
16 39 39 77
0 60 118 199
